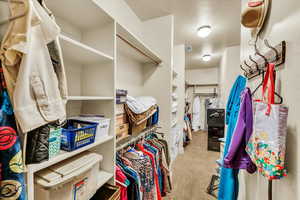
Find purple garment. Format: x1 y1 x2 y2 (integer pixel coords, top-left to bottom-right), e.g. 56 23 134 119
223 88 257 174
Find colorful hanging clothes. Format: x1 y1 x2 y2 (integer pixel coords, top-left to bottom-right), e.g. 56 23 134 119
124 149 156 200
116 165 130 200
218 75 246 200
0 90 26 200
116 134 171 200
223 88 257 173
137 143 162 200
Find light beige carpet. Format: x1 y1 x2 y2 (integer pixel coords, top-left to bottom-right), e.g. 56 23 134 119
165 131 219 200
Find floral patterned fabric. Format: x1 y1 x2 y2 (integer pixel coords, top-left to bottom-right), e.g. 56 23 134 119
246 102 289 180
0 91 26 200
246 135 286 179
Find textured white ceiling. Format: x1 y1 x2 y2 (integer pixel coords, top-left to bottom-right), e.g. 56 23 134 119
125 0 241 69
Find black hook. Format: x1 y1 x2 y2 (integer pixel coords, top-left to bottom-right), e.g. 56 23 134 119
264 39 279 61
244 60 253 74
249 55 259 71
255 45 268 68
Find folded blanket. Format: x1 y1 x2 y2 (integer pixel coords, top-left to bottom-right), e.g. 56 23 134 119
126 96 157 114
125 104 157 125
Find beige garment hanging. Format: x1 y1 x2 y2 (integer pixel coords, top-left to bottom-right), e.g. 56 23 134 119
0 0 30 101
1 0 66 132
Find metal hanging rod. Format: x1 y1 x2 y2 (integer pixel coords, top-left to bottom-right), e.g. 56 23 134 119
194 93 218 97
116 125 159 151
241 40 286 80
187 83 219 87
116 34 161 65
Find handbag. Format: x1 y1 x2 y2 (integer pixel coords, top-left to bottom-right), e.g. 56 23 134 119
246 63 288 180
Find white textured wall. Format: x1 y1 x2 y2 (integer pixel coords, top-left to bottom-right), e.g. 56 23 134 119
239 1 300 200
116 54 144 96
185 68 219 104
142 15 174 138
186 68 219 85
219 46 241 108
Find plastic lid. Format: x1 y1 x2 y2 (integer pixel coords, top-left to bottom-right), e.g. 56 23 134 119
35 152 103 188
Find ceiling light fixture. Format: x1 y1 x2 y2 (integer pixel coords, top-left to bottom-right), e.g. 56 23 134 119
202 54 211 62
197 25 212 38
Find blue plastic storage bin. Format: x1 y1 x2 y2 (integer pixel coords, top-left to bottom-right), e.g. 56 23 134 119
61 120 98 151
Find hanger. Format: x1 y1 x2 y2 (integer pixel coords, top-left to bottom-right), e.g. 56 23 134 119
252 44 283 104
252 44 268 95
263 39 283 104
0 0 28 26
264 39 279 61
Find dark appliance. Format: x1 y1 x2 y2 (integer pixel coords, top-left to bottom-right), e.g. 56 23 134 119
207 109 225 127
207 109 225 152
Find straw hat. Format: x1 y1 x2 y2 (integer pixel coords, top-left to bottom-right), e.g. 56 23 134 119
241 0 270 33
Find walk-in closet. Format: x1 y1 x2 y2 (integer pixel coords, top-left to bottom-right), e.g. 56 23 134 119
0 0 299 200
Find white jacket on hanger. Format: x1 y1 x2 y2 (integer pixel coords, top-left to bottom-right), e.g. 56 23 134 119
200 98 206 130
12 0 66 132
192 96 201 131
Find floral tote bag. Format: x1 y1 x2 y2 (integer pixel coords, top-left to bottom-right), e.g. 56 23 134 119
246 63 289 180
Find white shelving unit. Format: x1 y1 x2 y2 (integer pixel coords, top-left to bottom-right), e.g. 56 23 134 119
27 136 114 173
171 120 178 127
20 1 174 199
172 70 179 126
59 34 113 64
25 1 117 200
97 171 114 188
173 69 179 77
170 45 185 162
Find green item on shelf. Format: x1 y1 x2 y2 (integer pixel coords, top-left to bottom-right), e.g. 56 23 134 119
48 126 62 158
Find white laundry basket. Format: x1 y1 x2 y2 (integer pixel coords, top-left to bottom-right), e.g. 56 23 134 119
71 115 111 140
35 152 103 200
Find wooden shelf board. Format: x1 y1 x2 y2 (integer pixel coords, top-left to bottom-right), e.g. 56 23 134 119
27 135 114 173
97 171 114 188
60 34 113 65
46 0 113 31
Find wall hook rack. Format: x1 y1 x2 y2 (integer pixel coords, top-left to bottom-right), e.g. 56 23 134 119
241 40 286 80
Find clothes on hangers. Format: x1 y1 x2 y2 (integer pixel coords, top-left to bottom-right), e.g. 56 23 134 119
116 165 130 200
116 133 171 200
218 75 246 200
0 0 67 133
223 87 257 173
192 96 201 131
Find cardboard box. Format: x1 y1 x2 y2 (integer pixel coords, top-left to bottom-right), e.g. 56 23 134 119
116 123 129 137
116 114 127 125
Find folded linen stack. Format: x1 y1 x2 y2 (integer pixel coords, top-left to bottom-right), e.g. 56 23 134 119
125 96 159 135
